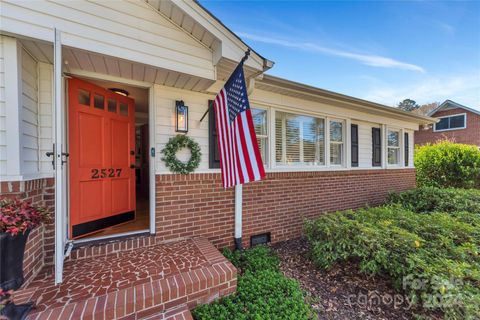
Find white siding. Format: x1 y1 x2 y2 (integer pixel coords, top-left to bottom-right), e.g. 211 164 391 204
153 85 417 174
0 37 6 176
154 85 212 172
1 0 215 80
38 63 53 175
354 121 380 168
21 49 39 175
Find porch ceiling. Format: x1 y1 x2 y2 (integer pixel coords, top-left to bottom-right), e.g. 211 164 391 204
20 38 215 92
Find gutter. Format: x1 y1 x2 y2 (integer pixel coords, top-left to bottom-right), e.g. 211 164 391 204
259 75 436 124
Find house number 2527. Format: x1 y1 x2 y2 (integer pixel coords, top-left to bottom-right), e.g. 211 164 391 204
91 168 122 179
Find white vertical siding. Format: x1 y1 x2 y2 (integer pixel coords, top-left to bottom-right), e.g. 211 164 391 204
21 49 40 175
38 63 53 175
0 37 6 176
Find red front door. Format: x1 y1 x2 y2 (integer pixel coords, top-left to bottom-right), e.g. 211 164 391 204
68 78 136 239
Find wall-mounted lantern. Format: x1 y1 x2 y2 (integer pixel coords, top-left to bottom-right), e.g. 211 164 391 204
175 100 188 133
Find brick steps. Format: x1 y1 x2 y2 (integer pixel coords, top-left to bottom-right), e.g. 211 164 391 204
139 304 193 320
13 238 236 320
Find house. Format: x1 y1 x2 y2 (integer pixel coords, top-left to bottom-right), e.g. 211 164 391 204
0 1 434 318
415 100 480 147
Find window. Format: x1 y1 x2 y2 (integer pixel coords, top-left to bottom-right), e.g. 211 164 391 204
329 120 344 165
252 108 268 165
434 114 466 131
387 130 400 165
275 111 325 166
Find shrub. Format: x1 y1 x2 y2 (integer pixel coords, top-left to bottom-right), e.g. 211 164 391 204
414 141 480 188
193 246 313 320
305 206 480 319
388 186 480 215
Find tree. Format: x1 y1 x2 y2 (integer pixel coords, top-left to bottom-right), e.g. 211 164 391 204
413 102 440 115
397 99 420 112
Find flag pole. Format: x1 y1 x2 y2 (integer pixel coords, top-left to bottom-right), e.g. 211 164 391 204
199 49 251 123
234 49 250 251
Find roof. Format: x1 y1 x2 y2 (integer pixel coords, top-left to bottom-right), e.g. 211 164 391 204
257 75 436 124
427 100 480 117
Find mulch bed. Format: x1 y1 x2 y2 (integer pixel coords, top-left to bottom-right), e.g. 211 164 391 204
272 238 440 320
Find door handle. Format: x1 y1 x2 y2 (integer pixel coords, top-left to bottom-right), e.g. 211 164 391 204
46 151 55 169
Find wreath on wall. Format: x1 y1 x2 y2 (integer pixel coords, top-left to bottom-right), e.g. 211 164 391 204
161 135 201 174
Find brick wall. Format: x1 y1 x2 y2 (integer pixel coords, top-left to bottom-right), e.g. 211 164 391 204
415 108 480 146
0 178 54 286
155 169 416 248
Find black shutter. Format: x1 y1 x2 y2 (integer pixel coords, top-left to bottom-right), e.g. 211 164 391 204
372 127 382 167
404 132 409 166
351 124 359 167
208 100 221 168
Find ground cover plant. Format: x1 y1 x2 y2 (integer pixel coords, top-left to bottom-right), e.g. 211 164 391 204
305 205 480 319
415 141 480 189
193 245 313 320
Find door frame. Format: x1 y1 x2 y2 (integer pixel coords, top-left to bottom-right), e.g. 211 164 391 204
65 69 157 242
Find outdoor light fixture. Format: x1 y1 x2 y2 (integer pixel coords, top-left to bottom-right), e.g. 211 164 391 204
109 88 129 97
175 100 188 133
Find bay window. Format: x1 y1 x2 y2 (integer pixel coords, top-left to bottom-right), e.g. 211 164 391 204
387 130 400 165
275 111 325 166
252 108 268 165
329 120 344 165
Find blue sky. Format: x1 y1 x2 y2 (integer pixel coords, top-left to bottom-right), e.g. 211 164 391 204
201 1 480 110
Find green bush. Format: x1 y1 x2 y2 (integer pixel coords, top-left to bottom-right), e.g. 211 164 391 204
414 141 480 188
305 206 480 319
388 186 480 215
193 246 312 320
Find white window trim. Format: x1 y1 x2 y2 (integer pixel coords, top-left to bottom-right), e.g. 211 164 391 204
274 110 328 168
387 128 401 167
251 106 269 167
433 113 467 132
329 118 346 167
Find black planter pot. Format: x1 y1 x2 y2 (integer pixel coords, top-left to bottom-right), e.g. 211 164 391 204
0 229 33 320
0 229 30 291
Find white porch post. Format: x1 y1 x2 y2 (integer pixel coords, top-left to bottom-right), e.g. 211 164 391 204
234 184 243 250
53 28 65 284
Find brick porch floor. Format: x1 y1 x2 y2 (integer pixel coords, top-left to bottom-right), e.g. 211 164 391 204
12 237 237 319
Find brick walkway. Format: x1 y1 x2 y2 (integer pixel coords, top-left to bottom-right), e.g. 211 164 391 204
13 238 237 319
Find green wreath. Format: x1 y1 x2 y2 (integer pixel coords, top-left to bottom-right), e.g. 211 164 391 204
161 135 201 174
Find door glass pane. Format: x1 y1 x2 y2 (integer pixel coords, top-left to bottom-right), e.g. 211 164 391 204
78 89 90 106
120 102 129 116
94 94 104 110
108 98 117 113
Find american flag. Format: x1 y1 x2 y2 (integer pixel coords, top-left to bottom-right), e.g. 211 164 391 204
213 61 266 188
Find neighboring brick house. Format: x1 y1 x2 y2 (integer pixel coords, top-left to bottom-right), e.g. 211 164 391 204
415 100 480 147
0 1 434 318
